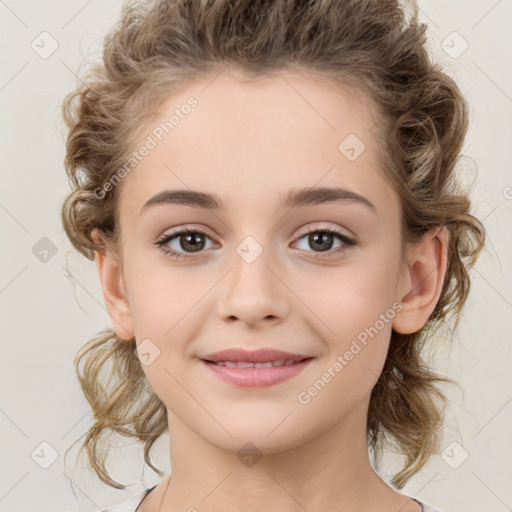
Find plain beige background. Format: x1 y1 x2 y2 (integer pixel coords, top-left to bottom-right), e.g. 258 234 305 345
1 1 511 511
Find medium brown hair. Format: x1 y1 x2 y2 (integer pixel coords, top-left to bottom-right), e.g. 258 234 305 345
61 0 485 490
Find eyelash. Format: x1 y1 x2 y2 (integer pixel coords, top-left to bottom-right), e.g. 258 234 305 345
154 225 356 261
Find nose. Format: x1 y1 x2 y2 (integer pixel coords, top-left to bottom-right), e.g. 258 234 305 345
216 239 290 327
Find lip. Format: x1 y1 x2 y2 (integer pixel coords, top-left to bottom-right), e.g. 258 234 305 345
200 348 315 388
201 348 312 364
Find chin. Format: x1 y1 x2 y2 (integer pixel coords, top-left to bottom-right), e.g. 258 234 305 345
200 419 318 457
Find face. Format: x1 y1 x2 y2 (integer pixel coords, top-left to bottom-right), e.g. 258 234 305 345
103 67 414 454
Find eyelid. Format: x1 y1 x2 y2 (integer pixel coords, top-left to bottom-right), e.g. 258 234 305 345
295 223 355 241
156 223 215 239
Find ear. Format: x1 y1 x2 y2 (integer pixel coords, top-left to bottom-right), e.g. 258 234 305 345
91 229 134 340
392 225 449 334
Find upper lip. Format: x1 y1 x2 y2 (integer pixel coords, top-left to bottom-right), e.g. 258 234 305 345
201 348 313 363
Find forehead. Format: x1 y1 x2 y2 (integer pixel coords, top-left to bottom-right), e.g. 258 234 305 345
119 67 394 217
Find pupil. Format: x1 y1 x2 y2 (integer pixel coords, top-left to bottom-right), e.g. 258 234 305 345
182 233 205 252
310 232 333 252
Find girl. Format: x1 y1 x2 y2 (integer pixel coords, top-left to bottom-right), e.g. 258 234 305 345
61 0 485 511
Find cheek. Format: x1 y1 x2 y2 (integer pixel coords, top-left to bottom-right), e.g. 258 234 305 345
293 274 398 419
297 256 399 333
294 254 400 380
124 250 207 340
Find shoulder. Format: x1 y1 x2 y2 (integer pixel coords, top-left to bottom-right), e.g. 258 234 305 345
101 487 155 512
414 497 444 512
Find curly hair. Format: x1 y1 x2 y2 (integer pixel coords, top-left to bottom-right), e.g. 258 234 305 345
61 0 486 491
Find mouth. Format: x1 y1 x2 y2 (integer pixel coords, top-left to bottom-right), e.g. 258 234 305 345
202 358 312 368
200 356 315 388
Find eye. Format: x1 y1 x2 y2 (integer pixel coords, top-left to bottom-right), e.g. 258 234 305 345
155 227 216 260
292 226 355 260
154 225 356 261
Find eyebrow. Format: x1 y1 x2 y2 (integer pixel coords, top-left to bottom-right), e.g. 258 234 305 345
140 186 377 215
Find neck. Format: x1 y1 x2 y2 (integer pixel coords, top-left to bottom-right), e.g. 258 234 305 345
156 397 414 512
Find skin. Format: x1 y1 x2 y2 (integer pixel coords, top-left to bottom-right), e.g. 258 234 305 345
92 65 449 512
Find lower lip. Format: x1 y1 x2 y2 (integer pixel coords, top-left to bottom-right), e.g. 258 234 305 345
200 358 314 388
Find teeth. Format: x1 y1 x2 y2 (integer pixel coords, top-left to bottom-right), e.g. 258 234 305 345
255 362 273 368
214 360 300 368
229 361 253 368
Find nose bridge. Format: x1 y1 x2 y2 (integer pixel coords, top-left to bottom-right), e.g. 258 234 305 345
217 229 289 324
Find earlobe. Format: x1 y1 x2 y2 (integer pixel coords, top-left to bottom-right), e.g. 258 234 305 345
91 229 134 340
392 226 449 334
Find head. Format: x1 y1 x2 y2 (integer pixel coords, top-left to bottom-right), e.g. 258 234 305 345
61 0 485 490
